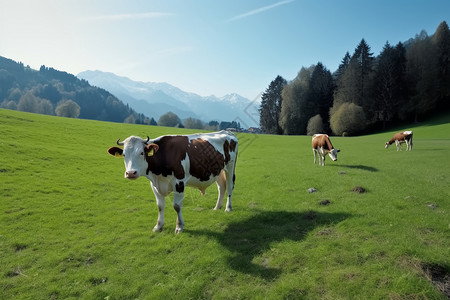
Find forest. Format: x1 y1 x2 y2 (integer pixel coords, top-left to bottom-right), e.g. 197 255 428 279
0 56 150 124
259 21 450 135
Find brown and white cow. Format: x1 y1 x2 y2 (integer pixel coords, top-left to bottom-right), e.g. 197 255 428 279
312 134 340 166
107 130 238 234
385 131 413 151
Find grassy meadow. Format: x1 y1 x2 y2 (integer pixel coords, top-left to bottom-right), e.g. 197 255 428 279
1 108 449 299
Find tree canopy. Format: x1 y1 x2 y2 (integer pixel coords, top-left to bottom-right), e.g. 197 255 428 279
261 21 450 136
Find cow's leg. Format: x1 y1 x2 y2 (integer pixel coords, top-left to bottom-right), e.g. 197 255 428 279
224 166 235 212
396 140 401 151
173 183 185 234
313 149 317 164
214 170 226 210
151 183 165 232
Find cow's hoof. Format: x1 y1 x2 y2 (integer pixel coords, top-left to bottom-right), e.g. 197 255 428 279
152 226 163 232
175 227 183 234
225 207 232 212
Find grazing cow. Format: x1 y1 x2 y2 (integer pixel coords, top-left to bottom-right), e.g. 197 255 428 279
385 131 413 151
107 131 238 234
312 134 340 166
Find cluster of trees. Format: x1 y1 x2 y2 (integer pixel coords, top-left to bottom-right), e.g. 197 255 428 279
157 111 241 131
260 21 450 135
0 56 246 130
0 57 145 123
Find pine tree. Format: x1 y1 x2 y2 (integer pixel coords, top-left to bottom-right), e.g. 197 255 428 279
259 75 286 134
308 63 334 132
372 41 407 128
432 21 450 108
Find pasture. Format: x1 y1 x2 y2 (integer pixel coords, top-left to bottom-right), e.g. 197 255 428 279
1 108 449 299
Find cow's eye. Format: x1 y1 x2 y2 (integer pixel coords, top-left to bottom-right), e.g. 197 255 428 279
140 152 144 156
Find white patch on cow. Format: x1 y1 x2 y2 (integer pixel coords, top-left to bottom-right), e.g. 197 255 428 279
122 136 149 179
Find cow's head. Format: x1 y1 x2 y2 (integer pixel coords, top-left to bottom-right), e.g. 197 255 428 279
107 136 159 180
328 148 340 161
385 142 390 149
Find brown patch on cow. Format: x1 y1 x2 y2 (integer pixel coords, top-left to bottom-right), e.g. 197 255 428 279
187 138 225 181
145 136 189 179
312 134 334 151
175 181 184 193
223 140 230 163
229 139 237 152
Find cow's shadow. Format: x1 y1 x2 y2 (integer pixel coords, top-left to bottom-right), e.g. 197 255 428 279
333 164 379 172
188 210 351 279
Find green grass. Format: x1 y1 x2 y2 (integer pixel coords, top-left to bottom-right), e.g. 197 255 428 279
1 108 449 299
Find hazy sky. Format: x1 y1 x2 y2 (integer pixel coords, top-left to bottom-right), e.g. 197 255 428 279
1 0 449 100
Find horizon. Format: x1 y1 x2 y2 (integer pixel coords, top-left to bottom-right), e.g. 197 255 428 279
1 1 449 99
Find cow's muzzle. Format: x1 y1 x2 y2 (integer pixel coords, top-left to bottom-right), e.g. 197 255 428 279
125 170 139 180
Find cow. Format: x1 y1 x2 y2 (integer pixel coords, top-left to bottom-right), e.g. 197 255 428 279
107 130 238 234
312 134 340 166
385 131 413 151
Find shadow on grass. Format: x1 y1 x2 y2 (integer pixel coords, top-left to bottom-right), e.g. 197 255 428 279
188 210 351 280
333 164 379 172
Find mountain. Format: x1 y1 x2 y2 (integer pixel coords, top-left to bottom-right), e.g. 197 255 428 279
0 56 143 123
77 70 260 128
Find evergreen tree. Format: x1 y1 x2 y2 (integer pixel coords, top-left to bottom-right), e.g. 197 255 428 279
279 66 314 135
372 41 407 128
405 31 438 121
352 39 375 119
308 63 334 132
259 75 286 134
432 21 450 109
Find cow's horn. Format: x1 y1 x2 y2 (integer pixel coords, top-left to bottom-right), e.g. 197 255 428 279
116 138 124 146
144 136 150 144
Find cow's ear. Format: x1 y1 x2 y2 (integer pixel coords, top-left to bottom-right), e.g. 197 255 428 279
108 147 123 158
145 143 159 157
336 149 341 153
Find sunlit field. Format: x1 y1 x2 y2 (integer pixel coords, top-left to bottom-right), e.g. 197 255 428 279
1 109 449 299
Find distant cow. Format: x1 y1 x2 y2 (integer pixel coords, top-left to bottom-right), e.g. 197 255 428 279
107 131 238 234
385 131 413 151
312 134 340 166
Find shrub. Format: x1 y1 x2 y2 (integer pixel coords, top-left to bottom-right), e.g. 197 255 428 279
330 102 366 136
55 100 80 118
306 114 324 135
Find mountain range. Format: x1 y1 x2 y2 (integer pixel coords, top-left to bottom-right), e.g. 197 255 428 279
77 70 260 128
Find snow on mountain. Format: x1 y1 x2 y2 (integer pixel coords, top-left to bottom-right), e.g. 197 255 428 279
77 70 260 128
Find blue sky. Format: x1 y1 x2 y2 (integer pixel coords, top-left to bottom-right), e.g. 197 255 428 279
1 0 449 100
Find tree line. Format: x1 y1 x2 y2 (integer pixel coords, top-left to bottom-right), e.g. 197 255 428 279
0 56 244 130
259 21 450 136
0 57 146 123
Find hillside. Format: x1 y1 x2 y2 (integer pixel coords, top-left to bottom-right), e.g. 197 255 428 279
1 109 449 299
0 56 147 123
78 70 260 128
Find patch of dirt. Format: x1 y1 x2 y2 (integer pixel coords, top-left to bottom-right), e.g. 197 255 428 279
421 263 450 298
318 199 331 206
351 186 366 194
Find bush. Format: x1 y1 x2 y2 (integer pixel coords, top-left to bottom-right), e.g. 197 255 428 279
330 102 366 136
55 100 80 118
306 114 324 135
158 112 182 127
